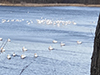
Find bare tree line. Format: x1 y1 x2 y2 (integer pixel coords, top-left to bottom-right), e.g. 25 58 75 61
0 0 100 4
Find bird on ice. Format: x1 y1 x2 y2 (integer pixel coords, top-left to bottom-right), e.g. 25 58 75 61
7 39 11 42
77 41 82 44
48 46 54 50
21 54 26 59
13 52 16 57
60 42 65 47
7 54 11 59
0 38 3 41
22 47 27 52
52 40 57 43
0 47 5 53
1 48 5 53
34 53 38 58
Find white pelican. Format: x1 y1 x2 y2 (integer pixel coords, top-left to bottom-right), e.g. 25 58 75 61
57 23 60 27
21 54 26 59
7 55 11 59
0 38 3 41
16 19 19 22
11 19 14 22
1 49 5 53
7 39 11 42
1 47 3 50
2 19 6 23
73 22 76 25
7 20 10 22
77 41 82 44
52 40 57 43
34 53 38 58
60 42 65 47
22 47 27 52
22 19 24 21
48 46 54 50
0 47 5 53
13 52 16 57
27 22 30 25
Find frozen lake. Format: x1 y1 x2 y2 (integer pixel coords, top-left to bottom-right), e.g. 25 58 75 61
0 6 100 75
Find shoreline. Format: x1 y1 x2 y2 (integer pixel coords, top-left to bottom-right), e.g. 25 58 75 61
0 3 100 7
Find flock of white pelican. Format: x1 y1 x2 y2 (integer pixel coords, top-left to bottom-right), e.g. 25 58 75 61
48 40 66 51
2 19 24 23
1 18 96 30
36 18 77 27
48 40 82 51
1 19 33 25
0 18 83 60
1 18 77 28
0 38 82 60
0 38 38 60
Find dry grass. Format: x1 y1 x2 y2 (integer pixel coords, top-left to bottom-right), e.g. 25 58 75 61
0 3 100 7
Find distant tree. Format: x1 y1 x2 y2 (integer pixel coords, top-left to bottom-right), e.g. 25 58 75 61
0 0 100 4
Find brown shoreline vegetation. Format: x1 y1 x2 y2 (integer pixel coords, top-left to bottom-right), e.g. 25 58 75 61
0 3 100 7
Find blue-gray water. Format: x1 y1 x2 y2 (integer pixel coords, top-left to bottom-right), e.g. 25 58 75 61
0 6 99 75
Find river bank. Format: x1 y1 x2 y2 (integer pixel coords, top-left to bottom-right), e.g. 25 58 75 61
0 3 100 7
